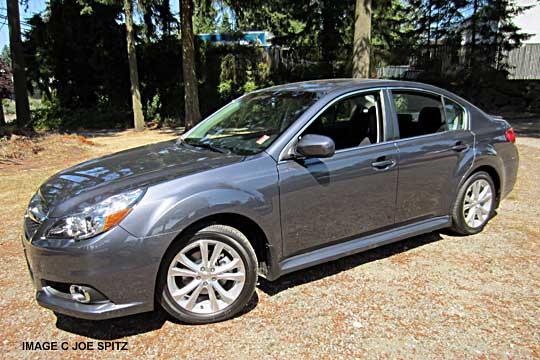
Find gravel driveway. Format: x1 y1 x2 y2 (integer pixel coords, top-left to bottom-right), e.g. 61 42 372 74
0 128 538 359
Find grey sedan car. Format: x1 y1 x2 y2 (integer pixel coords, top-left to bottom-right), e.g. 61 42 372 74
22 80 518 324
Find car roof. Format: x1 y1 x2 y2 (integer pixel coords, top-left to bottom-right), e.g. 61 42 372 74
253 78 456 99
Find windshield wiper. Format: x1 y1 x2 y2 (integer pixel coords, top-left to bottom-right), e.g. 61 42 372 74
183 139 229 154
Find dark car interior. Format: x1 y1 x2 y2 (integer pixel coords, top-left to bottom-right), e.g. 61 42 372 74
397 107 446 138
393 91 448 139
303 93 380 150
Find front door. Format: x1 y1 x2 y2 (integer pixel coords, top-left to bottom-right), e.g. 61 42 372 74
278 91 398 257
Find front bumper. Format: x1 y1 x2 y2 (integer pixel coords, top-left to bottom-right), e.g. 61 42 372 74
36 287 145 320
21 223 173 320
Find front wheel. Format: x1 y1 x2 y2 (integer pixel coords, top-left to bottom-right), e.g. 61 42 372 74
450 171 496 235
158 225 258 324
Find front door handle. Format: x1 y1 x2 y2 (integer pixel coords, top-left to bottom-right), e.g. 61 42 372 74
371 158 396 170
451 142 469 152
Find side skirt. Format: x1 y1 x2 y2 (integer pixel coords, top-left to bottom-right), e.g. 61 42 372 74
274 216 451 279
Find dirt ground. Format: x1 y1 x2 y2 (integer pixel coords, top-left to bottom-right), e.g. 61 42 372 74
0 123 539 359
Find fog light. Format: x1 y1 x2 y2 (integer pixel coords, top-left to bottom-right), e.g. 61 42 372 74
70 285 91 304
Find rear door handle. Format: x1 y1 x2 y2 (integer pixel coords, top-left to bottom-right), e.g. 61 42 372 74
451 142 469 152
371 159 396 170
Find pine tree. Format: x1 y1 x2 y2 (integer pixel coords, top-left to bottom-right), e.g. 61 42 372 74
195 0 218 33
371 0 416 68
469 0 532 71
219 12 233 33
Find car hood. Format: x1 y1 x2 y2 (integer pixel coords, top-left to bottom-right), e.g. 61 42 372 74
38 139 245 217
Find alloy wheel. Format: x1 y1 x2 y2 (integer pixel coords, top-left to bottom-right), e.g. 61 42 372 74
462 178 493 228
167 239 246 314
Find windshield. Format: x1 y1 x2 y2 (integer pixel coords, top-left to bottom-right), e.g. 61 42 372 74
182 90 319 155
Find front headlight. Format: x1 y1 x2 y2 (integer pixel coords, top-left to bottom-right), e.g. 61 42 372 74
28 192 48 223
46 188 144 240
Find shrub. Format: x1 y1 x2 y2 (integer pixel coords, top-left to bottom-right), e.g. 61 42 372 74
145 94 162 123
32 97 131 131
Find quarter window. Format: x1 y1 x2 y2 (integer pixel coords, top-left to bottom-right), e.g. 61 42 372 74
444 98 467 130
301 93 381 150
392 91 445 139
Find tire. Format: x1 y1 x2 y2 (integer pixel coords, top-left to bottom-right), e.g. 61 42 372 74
450 171 496 235
157 224 258 324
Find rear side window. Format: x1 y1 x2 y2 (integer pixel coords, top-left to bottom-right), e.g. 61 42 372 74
392 91 445 139
444 98 467 130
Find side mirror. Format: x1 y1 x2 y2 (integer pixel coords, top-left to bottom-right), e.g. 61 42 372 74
296 134 335 158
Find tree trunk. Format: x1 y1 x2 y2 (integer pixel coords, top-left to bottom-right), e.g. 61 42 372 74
494 0 504 70
180 0 201 129
427 0 432 51
6 0 31 129
162 0 172 35
352 0 372 79
0 101 6 127
469 0 478 70
124 0 145 131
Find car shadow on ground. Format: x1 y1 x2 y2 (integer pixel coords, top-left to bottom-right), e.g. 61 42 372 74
54 292 260 340
258 231 444 296
54 310 168 340
54 231 443 339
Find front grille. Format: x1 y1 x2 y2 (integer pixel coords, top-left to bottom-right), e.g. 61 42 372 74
24 216 41 240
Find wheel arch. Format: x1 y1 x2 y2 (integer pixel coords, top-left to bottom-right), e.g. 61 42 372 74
464 164 502 209
155 212 273 294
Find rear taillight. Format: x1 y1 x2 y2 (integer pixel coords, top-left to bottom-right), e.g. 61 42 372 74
505 128 516 143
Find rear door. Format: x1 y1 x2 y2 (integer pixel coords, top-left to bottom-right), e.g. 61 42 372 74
278 90 399 257
389 89 474 224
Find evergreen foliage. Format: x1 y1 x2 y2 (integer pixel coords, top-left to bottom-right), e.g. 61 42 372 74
16 0 536 130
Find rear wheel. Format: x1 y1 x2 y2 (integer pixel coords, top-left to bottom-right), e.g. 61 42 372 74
450 171 496 235
158 225 258 324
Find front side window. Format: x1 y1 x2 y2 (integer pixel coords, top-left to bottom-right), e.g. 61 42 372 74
392 91 446 139
183 90 319 155
301 93 381 150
